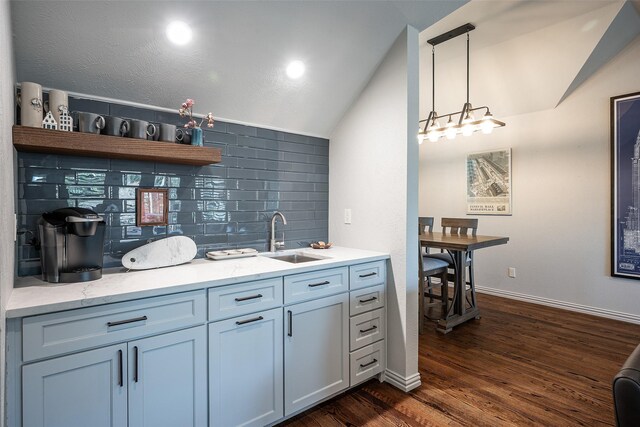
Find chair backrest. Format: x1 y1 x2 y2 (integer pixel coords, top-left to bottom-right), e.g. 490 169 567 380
613 343 640 427
441 218 478 236
418 217 434 235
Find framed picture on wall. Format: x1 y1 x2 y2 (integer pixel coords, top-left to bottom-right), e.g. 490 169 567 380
611 91 640 279
136 188 168 226
466 148 512 215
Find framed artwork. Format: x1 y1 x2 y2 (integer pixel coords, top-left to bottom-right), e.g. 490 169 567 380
466 148 512 215
611 91 640 279
136 188 168 226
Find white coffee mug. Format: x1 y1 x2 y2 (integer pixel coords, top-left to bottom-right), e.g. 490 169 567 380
45 89 69 124
18 82 43 127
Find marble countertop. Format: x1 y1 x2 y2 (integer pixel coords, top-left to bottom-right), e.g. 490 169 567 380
7 246 389 318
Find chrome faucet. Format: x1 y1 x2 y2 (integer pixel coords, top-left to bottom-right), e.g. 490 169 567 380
270 211 287 252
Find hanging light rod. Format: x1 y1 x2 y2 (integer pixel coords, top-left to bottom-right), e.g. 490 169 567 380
419 23 505 144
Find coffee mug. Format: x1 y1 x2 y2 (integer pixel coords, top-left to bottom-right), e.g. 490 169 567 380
147 123 160 141
77 112 105 134
44 89 68 124
18 82 43 127
158 123 177 143
103 116 129 137
175 128 191 144
129 119 156 139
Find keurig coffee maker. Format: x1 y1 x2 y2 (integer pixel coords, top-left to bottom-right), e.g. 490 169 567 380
37 207 105 283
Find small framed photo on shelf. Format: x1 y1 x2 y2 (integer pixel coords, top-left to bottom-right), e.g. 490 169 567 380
136 188 168 226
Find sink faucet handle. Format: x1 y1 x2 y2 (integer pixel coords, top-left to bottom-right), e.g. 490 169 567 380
275 232 285 249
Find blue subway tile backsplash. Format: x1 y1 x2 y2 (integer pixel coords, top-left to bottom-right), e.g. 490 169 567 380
16 96 329 276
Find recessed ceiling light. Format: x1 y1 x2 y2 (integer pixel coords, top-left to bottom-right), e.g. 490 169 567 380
166 21 192 46
286 60 305 79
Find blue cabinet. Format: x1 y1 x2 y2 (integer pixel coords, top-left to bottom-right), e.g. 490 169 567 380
128 326 207 427
209 308 283 426
284 292 349 416
22 344 128 427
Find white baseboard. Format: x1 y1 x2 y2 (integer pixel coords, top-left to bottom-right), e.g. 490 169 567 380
384 369 421 392
476 286 640 325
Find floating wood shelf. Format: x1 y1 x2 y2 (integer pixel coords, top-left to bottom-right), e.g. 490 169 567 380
12 125 221 166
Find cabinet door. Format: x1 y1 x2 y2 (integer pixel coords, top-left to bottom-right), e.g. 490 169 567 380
128 326 207 427
22 344 127 427
209 308 283 427
284 293 349 416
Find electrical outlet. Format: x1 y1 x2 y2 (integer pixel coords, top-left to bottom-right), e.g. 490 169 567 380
508 267 516 278
344 208 352 224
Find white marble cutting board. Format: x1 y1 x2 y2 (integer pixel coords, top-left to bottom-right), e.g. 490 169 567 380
122 236 198 270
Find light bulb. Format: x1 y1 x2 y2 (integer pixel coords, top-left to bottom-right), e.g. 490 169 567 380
445 117 456 140
428 131 440 142
481 113 494 134
418 133 425 144
462 122 474 136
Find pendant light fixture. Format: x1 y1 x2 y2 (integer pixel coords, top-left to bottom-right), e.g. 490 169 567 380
418 23 505 144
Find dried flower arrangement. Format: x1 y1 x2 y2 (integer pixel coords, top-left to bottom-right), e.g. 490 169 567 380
178 98 214 128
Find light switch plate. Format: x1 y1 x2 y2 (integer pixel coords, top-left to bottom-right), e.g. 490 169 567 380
344 208 352 224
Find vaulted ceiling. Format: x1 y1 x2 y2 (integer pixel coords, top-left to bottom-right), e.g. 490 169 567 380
10 0 466 137
417 0 640 121
11 1 638 137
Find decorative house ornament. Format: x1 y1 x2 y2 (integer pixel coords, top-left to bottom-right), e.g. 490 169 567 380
42 111 58 130
58 108 73 132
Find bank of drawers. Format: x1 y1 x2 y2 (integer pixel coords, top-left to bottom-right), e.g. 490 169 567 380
348 260 386 386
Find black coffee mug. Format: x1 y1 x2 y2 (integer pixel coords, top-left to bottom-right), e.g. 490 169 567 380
102 116 129 137
128 119 156 139
76 112 105 134
176 128 191 144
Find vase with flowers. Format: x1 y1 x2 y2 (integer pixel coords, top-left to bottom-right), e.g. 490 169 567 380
178 98 214 147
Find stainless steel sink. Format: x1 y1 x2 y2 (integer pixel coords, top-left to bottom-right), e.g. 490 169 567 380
269 254 324 263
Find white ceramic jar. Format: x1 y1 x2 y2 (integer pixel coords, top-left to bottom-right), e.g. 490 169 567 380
19 82 43 127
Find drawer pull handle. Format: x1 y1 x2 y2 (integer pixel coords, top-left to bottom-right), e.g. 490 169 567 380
133 346 139 383
359 296 378 303
235 294 263 302
308 280 330 288
359 272 377 278
107 315 148 327
360 358 378 368
118 350 123 387
359 325 378 334
288 310 293 337
236 316 264 325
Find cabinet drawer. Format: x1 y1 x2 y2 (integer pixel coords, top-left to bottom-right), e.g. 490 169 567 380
208 277 283 321
284 267 348 304
350 284 385 316
23 290 206 362
349 308 385 351
350 341 385 387
349 260 386 290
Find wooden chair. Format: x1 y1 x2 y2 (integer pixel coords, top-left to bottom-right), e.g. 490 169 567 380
425 217 479 310
418 217 449 333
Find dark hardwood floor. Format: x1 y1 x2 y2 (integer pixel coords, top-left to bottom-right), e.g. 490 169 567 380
280 293 640 426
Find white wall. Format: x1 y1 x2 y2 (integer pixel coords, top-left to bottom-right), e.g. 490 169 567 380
0 0 15 422
329 26 420 390
419 34 640 322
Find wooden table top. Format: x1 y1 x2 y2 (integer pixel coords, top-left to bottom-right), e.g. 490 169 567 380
420 232 509 251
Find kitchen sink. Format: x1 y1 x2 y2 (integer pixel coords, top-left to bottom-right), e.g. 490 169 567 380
263 252 327 263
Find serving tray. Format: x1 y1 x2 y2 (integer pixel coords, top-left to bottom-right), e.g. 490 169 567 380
206 248 258 260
